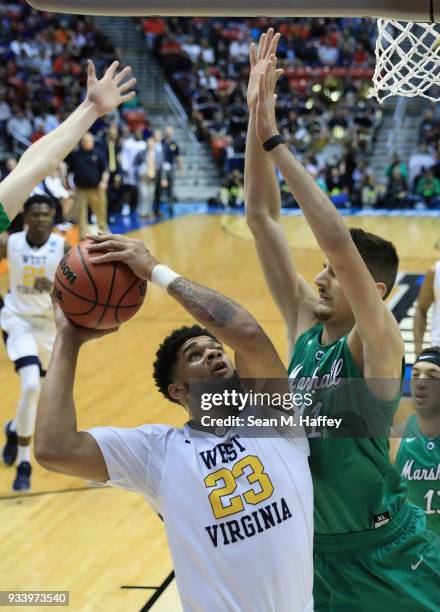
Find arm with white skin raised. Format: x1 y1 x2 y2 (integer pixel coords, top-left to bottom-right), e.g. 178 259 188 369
254 52 404 392
0 61 136 230
245 29 317 358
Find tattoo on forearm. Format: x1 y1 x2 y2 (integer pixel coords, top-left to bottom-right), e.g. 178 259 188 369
169 278 240 327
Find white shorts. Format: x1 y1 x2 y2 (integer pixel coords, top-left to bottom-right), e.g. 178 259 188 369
1 307 55 372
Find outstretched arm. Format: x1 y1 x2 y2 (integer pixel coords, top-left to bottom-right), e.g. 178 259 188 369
35 301 117 480
245 29 317 356
87 234 286 380
414 266 435 355
0 61 136 231
255 55 404 384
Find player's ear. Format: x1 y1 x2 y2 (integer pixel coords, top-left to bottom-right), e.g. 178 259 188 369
168 382 185 402
376 282 387 300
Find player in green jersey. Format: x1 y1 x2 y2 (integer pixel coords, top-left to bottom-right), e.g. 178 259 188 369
0 60 136 233
245 28 440 611
394 347 440 536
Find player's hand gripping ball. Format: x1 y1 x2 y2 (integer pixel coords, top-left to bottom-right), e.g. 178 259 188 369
53 240 147 329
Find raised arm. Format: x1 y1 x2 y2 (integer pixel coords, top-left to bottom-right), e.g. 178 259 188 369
35 306 116 481
0 61 136 231
255 54 404 381
244 29 317 355
87 234 286 380
414 265 435 355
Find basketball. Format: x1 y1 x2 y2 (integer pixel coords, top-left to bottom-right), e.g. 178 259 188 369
53 240 147 329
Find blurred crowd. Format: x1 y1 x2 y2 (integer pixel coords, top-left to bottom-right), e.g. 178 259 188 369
1 3 438 218
0 1 183 234
389 107 440 210
139 15 385 209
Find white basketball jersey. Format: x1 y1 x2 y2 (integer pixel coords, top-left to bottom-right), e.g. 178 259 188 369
433 261 440 346
4 231 65 318
89 422 314 612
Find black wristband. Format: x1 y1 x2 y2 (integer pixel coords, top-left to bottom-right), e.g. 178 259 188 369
263 134 284 152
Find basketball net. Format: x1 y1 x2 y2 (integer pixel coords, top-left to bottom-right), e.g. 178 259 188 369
373 19 440 102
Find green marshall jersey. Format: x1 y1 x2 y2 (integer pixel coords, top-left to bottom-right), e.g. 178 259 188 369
288 324 407 536
0 202 10 232
396 415 440 536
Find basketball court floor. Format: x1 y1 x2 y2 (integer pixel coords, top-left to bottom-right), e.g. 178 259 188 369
0 210 439 611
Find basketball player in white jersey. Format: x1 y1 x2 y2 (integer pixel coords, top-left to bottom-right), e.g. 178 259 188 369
35 233 314 612
414 261 440 355
0 195 69 490
0 60 137 235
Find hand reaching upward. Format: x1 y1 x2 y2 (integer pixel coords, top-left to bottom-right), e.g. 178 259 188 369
85 60 137 117
255 56 280 144
247 28 283 109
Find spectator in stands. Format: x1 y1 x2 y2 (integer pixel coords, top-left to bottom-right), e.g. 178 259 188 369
419 109 440 145
136 137 157 218
219 169 244 208
142 17 167 51
200 39 215 65
361 175 381 208
137 16 381 207
416 168 440 208
7 108 33 144
66 133 109 239
385 163 409 208
97 124 123 218
317 36 339 66
230 32 250 66
2 157 18 179
152 129 166 218
120 128 146 216
386 153 408 183
160 125 184 215
182 36 202 64
408 142 435 191
41 109 61 135
326 165 351 207
38 162 74 226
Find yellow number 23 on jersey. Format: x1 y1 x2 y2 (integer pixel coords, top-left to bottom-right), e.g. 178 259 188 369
204 455 274 520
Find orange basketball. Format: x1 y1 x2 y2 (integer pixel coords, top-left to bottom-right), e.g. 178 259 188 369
53 240 147 329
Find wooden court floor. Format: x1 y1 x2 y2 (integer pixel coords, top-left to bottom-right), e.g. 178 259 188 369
0 213 439 611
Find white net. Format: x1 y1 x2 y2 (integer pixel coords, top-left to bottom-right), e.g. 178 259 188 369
373 19 440 103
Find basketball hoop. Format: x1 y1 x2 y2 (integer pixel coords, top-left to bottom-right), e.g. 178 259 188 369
373 20 440 102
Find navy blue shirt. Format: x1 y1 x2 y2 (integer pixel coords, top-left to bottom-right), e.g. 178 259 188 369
66 148 106 189
162 140 180 166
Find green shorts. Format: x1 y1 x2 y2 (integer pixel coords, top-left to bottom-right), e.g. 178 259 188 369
314 504 440 611
0 202 10 232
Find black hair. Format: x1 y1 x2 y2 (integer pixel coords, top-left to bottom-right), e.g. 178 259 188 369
349 228 398 299
23 194 55 215
416 346 440 362
153 324 218 404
